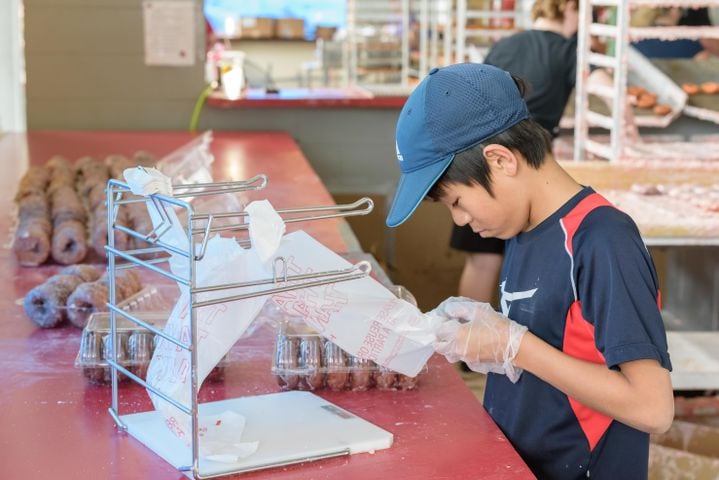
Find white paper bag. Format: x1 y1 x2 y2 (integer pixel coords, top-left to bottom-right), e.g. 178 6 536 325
271 231 440 377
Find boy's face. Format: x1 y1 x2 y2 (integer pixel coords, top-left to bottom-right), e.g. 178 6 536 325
437 180 527 240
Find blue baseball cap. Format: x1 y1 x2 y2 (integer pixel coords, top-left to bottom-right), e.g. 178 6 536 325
386 63 529 228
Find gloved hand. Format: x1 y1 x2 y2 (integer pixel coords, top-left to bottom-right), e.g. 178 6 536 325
430 297 528 383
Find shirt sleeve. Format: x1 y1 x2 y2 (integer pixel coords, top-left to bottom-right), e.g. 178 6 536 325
573 208 672 371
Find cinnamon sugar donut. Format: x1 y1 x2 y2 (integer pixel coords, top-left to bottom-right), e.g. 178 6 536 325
15 166 50 201
397 374 420 390
324 341 348 391
51 220 88 265
682 83 700 95
298 336 324 390
50 186 86 224
79 329 105 384
700 82 719 94
275 335 299 390
66 281 110 328
653 104 672 116
349 356 374 391
23 274 83 328
18 193 49 219
635 92 657 109
14 217 51 266
105 154 134 180
373 367 397 390
60 264 101 283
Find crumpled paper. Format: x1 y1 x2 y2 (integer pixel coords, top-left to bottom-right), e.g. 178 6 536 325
124 166 173 196
245 199 285 264
200 411 259 463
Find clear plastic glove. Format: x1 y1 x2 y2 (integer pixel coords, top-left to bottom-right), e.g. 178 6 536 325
431 297 528 383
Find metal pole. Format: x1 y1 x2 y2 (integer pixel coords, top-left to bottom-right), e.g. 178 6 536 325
611 2 629 162
456 0 467 64
189 199 201 479
107 184 123 427
573 0 593 161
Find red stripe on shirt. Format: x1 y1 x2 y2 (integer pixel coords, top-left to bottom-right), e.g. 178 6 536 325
560 192 615 450
561 193 612 256
564 301 613 450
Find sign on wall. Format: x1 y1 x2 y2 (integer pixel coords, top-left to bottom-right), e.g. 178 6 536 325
143 0 196 66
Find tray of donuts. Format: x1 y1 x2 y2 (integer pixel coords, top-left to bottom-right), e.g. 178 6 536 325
75 311 228 385
272 327 422 392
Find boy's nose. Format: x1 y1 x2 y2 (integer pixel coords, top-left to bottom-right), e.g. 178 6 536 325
451 209 471 226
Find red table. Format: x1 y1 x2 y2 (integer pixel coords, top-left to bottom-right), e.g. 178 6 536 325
0 131 532 479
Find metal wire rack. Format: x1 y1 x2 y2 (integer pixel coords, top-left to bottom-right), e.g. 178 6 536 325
104 175 375 479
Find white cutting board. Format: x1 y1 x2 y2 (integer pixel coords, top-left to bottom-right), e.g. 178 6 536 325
121 390 393 478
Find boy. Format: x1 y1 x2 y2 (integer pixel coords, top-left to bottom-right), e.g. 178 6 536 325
386 63 673 479
450 0 579 306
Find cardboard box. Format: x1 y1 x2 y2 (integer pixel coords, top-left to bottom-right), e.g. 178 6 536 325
239 17 275 39
315 26 337 41
276 18 305 40
650 444 719 480
650 420 719 479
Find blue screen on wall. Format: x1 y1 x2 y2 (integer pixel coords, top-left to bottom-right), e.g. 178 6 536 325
205 0 346 40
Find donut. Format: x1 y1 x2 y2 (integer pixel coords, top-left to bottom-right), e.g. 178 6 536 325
50 186 86 224
23 274 83 328
13 217 51 266
79 329 105 384
15 166 50 201
373 367 397 390
105 154 134 180
700 82 719 94
349 356 374 391
51 220 88 265
653 104 672 116
17 192 49 219
128 331 154 380
275 335 299 390
636 92 657 109
66 281 111 328
682 83 700 95
101 332 129 383
60 264 101 283
323 341 348 391
626 86 645 97
298 336 324 390
397 374 420 390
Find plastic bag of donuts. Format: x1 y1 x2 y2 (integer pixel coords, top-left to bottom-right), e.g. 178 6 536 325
272 327 422 392
75 311 229 385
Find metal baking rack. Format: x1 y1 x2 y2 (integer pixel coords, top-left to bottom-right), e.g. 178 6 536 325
103 175 376 479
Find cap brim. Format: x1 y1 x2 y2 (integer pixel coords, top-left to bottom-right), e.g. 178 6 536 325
386 153 455 227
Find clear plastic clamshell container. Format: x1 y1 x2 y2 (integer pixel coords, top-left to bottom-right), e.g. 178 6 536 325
75 283 228 385
271 285 422 392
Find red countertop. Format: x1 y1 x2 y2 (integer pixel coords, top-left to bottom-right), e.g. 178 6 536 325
0 131 533 479
207 87 408 109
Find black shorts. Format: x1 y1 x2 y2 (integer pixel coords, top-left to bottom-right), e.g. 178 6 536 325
450 224 505 254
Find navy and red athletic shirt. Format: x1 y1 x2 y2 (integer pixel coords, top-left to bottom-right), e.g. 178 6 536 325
485 186 672 480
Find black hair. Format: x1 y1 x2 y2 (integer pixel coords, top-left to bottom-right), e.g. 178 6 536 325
426 75 553 201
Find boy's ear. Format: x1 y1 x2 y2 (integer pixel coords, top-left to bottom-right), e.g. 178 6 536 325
482 144 519 177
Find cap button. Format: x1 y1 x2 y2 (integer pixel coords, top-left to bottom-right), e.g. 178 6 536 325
429 67 439 75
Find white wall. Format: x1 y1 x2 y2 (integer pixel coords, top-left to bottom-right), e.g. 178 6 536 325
0 0 26 133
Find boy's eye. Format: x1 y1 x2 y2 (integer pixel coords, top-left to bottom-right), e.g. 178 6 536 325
452 198 460 208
